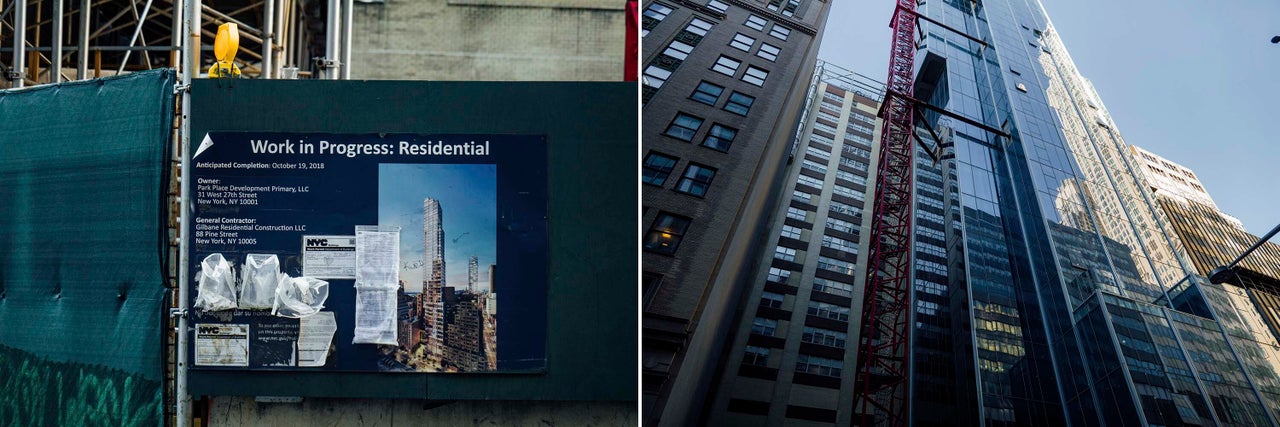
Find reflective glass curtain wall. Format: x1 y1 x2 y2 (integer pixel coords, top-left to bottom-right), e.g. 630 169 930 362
911 0 1280 425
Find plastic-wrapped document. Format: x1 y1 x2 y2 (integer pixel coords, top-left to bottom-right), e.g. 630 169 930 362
194 253 238 311
272 276 330 318
239 253 281 309
351 225 400 345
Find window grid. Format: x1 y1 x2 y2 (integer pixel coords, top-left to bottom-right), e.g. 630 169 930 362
665 113 703 141
675 163 717 197
642 152 678 186
724 92 755 116
690 81 724 106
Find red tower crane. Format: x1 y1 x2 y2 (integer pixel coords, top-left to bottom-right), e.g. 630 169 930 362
853 1 921 425
854 2 1005 425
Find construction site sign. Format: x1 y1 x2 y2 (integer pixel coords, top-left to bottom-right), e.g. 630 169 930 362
184 132 548 373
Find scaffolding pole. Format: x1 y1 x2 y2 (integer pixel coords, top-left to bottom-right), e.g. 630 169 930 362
176 0 200 425
12 0 25 87
77 0 88 79
323 0 338 79
340 0 350 79
52 0 62 82
261 0 272 78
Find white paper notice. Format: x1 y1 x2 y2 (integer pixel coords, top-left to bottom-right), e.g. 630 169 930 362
297 311 337 367
194 324 250 366
301 235 357 279
352 226 400 345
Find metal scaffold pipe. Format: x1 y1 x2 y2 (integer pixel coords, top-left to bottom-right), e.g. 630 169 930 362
340 0 350 79
77 0 88 79
13 0 25 87
177 0 200 424
324 0 338 79
52 0 62 82
262 0 273 78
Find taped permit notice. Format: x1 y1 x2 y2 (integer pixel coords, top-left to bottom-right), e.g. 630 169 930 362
352 225 400 345
195 324 250 366
302 235 357 279
298 312 338 367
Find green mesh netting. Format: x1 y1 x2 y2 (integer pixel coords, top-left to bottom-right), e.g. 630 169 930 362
0 69 174 426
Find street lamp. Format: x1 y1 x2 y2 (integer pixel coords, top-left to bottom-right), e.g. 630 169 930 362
1208 223 1280 284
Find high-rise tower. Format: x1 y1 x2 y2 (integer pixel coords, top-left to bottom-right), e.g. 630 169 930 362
864 1 1280 425
423 198 446 366
640 1 834 425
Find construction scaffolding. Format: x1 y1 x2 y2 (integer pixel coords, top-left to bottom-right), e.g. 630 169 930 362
0 0 355 88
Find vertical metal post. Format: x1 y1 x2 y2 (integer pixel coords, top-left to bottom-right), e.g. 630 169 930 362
262 0 273 78
275 0 284 70
340 0 351 79
52 0 62 82
77 0 88 79
177 0 200 423
324 0 338 79
13 0 26 87
171 0 182 69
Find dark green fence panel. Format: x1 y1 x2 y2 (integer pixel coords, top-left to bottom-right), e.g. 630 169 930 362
0 70 175 425
188 79 637 401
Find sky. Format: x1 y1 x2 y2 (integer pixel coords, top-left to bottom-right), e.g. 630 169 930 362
378 163 497 293
819 0 1280 240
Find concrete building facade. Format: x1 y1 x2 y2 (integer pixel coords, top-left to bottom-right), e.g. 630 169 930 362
351 0 626 81
640 0 832 425
705 61 883 426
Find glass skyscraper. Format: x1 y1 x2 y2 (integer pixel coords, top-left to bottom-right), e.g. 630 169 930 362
899 0 1280 425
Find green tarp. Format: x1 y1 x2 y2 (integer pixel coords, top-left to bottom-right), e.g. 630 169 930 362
0 69 174 425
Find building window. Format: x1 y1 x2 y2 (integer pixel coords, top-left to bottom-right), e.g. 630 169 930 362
641 3 674 37
829 200 859 217
833 184 865 201
801 159 827 174
802 327 847 348
817 256 855 276
686 17 714 36
745 14 768 31
769 0 801 16
676 163 717 197
724 92 755 116
702 124 737 151
690 81 724 106
757 43 780 61
796 354 842 378
805 146 830 160
808 300 850 322
842 144 871 159
767 267 791 283
791 190 812 204
822 91 844 107
712 56 741 77
706 0 729 13
821 234 859 254
797 174 824 189
665 113 703 141
642 66 672 88
761 291 784 309
825 217 856 234
642 272 663 307
835 170 866 187
774 246 797 262
730 33 756 52
662 40 695 61
751 317 778 336
743 345 770 366
780 224 803 240
642 152 678 186
644 212 691 255
786 207 808 222
813 277 854 297
769 24 791 41
742 66 769 87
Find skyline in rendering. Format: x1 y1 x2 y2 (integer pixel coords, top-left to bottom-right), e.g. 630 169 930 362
821 0 1280 239
378 163 497 293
